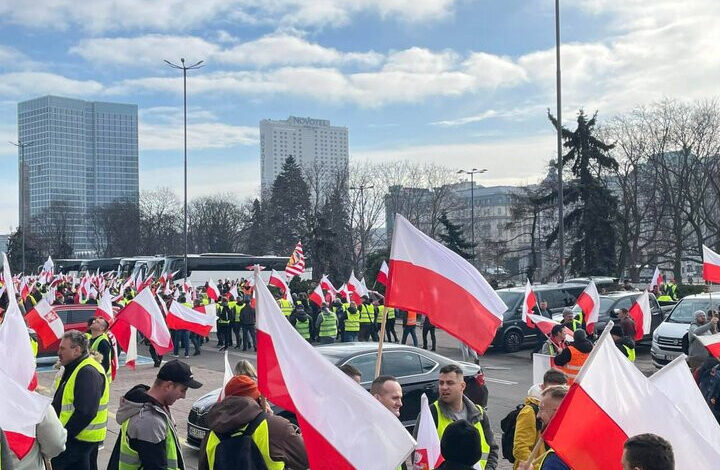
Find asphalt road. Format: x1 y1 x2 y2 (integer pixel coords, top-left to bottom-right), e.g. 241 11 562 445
35 328 655 470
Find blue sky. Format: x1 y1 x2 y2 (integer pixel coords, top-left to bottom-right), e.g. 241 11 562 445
0 0 718 231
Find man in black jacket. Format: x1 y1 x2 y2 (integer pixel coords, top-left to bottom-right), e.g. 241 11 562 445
239 297 257 351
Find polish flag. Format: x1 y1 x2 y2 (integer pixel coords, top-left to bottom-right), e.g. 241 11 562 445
543 324 720 470
167 300 214 337
703 244 720 283
96 290 115 323
309 283 324 307
0 366 52 459
218 350 233 402
385 215 507 355
376 261 389 286
269 270 292 302
228 285 239 300
320 275 337 302
414 394 442 470
206 278 220 302
648 266 663 291
25 300 64 348
125 326 137 370
697 332 720 359
110 287 174 356
347 271 367 304
527 314 574 343
19 277 30 300
522 279 538 329
255 270 415 469
337 283 350 300
628 290 652 341
0 253 37 390
575 281 599 333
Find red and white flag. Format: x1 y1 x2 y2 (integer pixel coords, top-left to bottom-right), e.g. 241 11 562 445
111 287 173 356
167 300 214 337
285 240 305 278
703 244 720 283
125 326 137 370
309 283 324 307
527 313 574 343
575 281 599 333
385 215 507 355
206 278 220 302
269 270 292 302
347 271 367 304
19 277 31 301
320 275 338 301
218 350 233 402
697 332 720 359
337 283 349 300
228 285 239 300
522 279 538 329
376 261 389 286
413 393 442 470
648 266 663 291
628 290 652 341
25 299 64 348
255 269 415 469
96 290 114 323
543 325 720 470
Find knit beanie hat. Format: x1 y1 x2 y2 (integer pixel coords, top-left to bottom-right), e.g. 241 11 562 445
224 375 260 400
440 419 482 466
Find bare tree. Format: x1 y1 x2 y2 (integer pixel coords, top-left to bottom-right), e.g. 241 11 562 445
35 200 74 258
188 193 249 253
139 188 182 255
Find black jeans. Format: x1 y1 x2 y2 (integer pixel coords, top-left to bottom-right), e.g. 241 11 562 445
52 440 99 470
217 323 232 347
386 318 398 342
242 325 256 350
232 323 243 348
190 333 202 354
422 323 436 350
359 323 379 341
402 326 418 347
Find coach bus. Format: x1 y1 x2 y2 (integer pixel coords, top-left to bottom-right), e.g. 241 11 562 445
78 257 123 276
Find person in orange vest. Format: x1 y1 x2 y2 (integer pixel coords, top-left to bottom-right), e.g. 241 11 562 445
553 329 593 385
400 310 418 347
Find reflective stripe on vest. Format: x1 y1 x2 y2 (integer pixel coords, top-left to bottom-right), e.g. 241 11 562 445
119 413 180 470
89 333 113 382
295 318 311 339
278 299 293 317
433 401 489 469
359 304 374 324
205 419 284 470
54 356 109 442
557 345 590 385
623 345 636 362
318 311 338 338
345 311 360 332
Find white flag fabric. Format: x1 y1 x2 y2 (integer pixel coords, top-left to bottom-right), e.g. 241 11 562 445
413 394 442 470
218 350 233 401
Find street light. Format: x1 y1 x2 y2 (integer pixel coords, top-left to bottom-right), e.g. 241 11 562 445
164 58 204 281
555 0 565 282
349 184 374 273
10 140 33 273
457 168 487 262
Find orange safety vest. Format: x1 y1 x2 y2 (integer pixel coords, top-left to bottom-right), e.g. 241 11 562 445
557 345 590 385
406 311 417 327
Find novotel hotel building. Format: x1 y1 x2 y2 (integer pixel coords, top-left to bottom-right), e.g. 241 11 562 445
259 116 349 196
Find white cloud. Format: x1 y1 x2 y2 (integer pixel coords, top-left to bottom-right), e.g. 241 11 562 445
383 47 457 73
0 72 104 99
463 52 528 88
431 105 546 127
140 121 258 151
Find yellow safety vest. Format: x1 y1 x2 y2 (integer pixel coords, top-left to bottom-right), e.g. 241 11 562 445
30 337 38 358
386 307 395 320
433 401 490 469
359 304 375 324
344 310 360 332
206 417 284 470
278 299 293 317
294 318 311 340
623 345 636 362
118 411 180 470
318 311 338 338
54 356 109 442
235 303 246 323
88 333 113 382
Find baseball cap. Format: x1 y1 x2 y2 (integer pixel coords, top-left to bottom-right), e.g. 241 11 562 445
157 360 203 389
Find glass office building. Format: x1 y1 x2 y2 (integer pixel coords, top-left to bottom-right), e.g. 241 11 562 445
17 96 139 255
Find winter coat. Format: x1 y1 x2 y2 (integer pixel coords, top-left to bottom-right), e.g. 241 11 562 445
9 406 66 470
512 396 543 469
689 321 715 358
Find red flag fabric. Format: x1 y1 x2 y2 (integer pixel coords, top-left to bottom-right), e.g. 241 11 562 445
167 301 214 337
697 333 720 359
385 214 507 355
648 266 663 291
575 281 600 334
25 299 64 348
206 278 220 301
285 241 305 278
0 366 51 459
527 313 574 342
255 270 415 469
703 244 720 283
347 271 366 304
522 279 538 329
95 290 114 323
377 261 389 286
628 290 652 341
110 288 173 356
309 283 324 307
125 326 137 370
269 270 292 302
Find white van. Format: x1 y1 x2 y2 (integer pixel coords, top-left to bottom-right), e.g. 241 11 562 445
651 293 719 368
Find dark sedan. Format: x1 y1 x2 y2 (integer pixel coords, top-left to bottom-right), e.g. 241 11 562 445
186 343 488 448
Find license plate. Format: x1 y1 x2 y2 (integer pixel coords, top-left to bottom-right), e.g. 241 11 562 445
188 425 206 439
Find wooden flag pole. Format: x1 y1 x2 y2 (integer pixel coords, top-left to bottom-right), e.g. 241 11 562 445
374 305 388 379
524 435 545 467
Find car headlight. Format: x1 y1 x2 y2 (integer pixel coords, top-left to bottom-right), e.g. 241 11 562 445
652 331 659 342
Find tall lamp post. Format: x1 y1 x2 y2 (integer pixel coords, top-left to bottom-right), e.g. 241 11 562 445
555 0 565 282
457 168 487 263
164 58 204 281
349 184 374 273
10 140 33 273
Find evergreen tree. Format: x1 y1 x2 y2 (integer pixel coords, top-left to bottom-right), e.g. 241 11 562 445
546 110 619 276
266 156 311 255
243 198 268 255
437 211 475 259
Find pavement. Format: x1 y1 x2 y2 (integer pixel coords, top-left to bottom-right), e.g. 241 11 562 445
35 328 656 470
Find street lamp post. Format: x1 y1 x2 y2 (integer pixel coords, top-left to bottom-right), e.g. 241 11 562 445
164 58 204 281
555 0 565 282
10 140 33 273
457 168 487 262
349 184 374 273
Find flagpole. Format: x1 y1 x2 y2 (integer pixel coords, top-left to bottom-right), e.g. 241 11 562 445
374 305 388 379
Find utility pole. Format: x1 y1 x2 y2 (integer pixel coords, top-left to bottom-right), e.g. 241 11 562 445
555 0 565 282
10 140 33 273
349 184 374 274
457 168 487 263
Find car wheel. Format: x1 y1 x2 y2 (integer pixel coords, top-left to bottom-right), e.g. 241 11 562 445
503 330 523 353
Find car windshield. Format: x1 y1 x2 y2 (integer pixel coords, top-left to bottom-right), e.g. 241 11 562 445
667 298 716 323
496 292 521 311
599 297 617 313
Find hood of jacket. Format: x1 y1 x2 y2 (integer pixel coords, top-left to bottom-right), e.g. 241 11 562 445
116 384 165 424
206 396 263 435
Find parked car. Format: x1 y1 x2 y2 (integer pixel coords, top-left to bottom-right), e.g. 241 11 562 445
565 277 621 292
651 293 718 368
493 283 586 352
186 343 488 448
24 304 107 357
551 291 664 345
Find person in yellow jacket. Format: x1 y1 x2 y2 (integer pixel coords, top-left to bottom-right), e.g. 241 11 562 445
51 330 109 470
516 386 571 470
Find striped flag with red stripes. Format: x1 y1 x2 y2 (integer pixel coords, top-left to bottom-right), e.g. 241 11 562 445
285 240 305 278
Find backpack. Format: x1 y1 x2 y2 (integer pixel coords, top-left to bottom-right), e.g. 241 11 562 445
212 412 270 470
500 402 539 463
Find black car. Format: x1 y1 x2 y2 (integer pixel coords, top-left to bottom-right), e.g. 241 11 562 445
492 283 586 352
186 343 488 448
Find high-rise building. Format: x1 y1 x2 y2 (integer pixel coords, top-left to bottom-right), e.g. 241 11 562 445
17 95 139 255
260 116 349 195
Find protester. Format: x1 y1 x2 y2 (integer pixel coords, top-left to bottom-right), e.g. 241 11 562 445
688 310 718 370
342 301 360 342
289 306 312 342
216 298 233 351
385 304 399 343
560 309 582 332
460 341 479 365
621 433 674 470
399 310 418 347
435 420 484 470
9 404 66 470
554 329 593 385
516 385 571 470
52 331 109 470
107 360 202 470
359 296 379 341
239 296 257 351
610 325 636 362
87 317 113 380
339 364 362 383
234 359 258 380
315 303 338 344
532 301 553 354
371 375 403 418
617 308 637 339
422 314 437 351
540 325 566 356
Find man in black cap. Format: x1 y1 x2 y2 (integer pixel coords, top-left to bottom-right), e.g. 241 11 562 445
107 360 203 470
435 419 483 470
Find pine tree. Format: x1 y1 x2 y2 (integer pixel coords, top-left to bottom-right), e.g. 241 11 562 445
244 199 268 255
437 211 475 259
266 156 311 255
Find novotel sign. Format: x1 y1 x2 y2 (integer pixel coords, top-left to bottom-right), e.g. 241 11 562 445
288 116 330 127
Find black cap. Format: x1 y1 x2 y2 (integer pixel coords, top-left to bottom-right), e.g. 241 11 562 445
157 360 203 389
